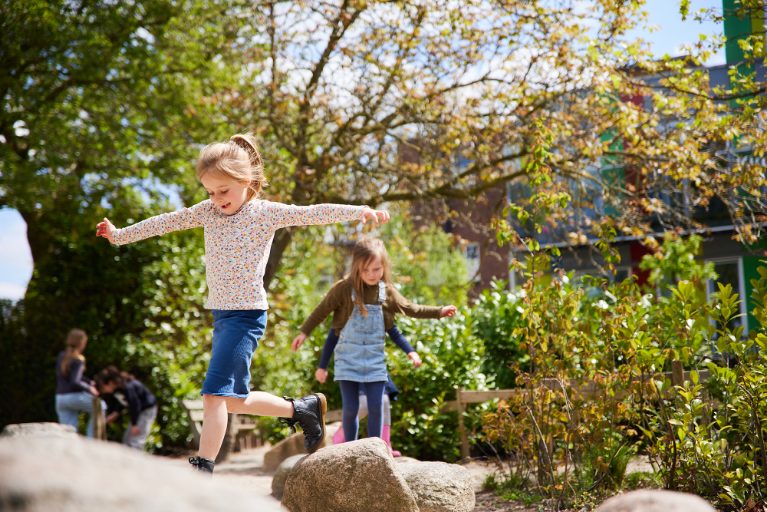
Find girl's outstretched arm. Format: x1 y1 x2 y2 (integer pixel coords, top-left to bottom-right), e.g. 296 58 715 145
95 202 207 246
267 202 389 229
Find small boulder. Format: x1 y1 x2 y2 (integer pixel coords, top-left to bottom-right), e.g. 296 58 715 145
596 490 716 512
281 437 419 512
1 422 78 439
272 454 307 500
397 461 475 512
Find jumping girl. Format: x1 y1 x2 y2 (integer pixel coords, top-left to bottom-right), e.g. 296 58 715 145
96 134 389 474
292 237 456 445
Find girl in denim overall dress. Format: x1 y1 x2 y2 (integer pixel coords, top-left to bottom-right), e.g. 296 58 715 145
293 237 456 443
96 133 390 474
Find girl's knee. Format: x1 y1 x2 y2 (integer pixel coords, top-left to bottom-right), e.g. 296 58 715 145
202 394 226 409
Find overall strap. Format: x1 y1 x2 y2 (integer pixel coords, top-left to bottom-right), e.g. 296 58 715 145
378 281 386 304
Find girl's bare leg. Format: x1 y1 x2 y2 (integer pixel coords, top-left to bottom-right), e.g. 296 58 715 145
224 391 294 416
199 394 230 460
198 392 295 461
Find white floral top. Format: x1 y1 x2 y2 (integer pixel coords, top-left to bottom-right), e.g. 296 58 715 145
112 200 366 310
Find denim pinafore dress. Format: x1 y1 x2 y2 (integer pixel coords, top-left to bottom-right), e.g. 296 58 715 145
334 281 389 383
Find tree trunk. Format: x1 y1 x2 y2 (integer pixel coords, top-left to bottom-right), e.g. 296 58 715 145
263 228 293 291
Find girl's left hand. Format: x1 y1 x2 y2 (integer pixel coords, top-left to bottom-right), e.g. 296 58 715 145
130 425 140 437
440 305 457 318
408 351 422 369
361 208 390 226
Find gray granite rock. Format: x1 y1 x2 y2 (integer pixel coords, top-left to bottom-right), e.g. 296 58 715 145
272 454 307 500
1 422 78 438
397 461 475 512
0 434 282 511
596 489 716 512
281 437 419 512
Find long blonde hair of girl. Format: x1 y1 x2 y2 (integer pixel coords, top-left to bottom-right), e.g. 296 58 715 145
349 237 392 316
196 133 267 201
61 328 88 377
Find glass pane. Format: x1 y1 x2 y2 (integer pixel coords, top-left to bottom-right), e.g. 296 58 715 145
709 262 743 330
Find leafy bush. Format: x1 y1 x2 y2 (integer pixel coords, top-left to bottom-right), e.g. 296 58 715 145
472 280 526 389
647 263 767 510
391 310 489 461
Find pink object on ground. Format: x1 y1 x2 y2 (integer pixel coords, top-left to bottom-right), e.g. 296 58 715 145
382 425 401 457
332 424 345 445
333 424 401 457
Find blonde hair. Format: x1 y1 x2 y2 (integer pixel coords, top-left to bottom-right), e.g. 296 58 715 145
349 237 392 316
196 133 266 201
61 329 87 377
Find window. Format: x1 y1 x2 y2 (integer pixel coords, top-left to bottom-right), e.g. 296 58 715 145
464 242 481 283
706 258 747 332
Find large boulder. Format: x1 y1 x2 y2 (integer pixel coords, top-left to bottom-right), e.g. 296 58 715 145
397 460 475 512
0 434 282 512
596 490 716 512
281 437 419 512
1 422 78 439
272 454 307 500
263 421 340 473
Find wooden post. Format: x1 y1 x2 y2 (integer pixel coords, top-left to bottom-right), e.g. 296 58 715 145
92 397 106 440
457 387 470 461
671 360 684 387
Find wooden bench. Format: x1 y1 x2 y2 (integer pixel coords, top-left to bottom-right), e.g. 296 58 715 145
181 400 262 460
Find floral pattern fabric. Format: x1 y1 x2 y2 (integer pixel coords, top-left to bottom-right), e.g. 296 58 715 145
112 200 366 310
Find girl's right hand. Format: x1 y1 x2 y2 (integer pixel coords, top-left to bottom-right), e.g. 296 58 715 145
292 332 308 351
96 218 117 244
315 368 328 383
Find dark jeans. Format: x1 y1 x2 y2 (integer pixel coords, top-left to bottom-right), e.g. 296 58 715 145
339 380 386 441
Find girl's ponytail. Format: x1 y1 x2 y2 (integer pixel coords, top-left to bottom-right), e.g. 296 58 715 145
60 329 87 377
349 237 393 316
196 133 268 201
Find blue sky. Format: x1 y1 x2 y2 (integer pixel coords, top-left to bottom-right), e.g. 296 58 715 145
0 0 727 300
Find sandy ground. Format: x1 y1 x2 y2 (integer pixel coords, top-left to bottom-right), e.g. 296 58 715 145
168 445 281 508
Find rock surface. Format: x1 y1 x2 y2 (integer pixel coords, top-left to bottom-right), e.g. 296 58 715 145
263 421 340 473
0 434 282 511
397 460 475 512
1 422 78 438
281 437 419 512
272 454 307 500
596 490 716 512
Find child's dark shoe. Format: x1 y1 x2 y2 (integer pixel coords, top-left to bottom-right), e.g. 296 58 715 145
189 456 215 474
282 393 327 453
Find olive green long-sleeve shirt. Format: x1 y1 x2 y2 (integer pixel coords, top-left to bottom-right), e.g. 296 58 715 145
299 279 443 335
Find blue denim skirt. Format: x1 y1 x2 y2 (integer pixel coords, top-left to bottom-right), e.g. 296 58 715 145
201 309 267 398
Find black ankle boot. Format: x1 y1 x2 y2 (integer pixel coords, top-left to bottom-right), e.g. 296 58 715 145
189 456 215 474
281 393 327 453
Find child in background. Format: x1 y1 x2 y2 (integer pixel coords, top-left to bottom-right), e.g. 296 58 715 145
96 366 158 451
302 328 409 456
96 133 389 474
55 328 102 437
292 237 456 445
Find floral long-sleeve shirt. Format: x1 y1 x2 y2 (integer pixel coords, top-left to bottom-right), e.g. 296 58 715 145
112 199 366 310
